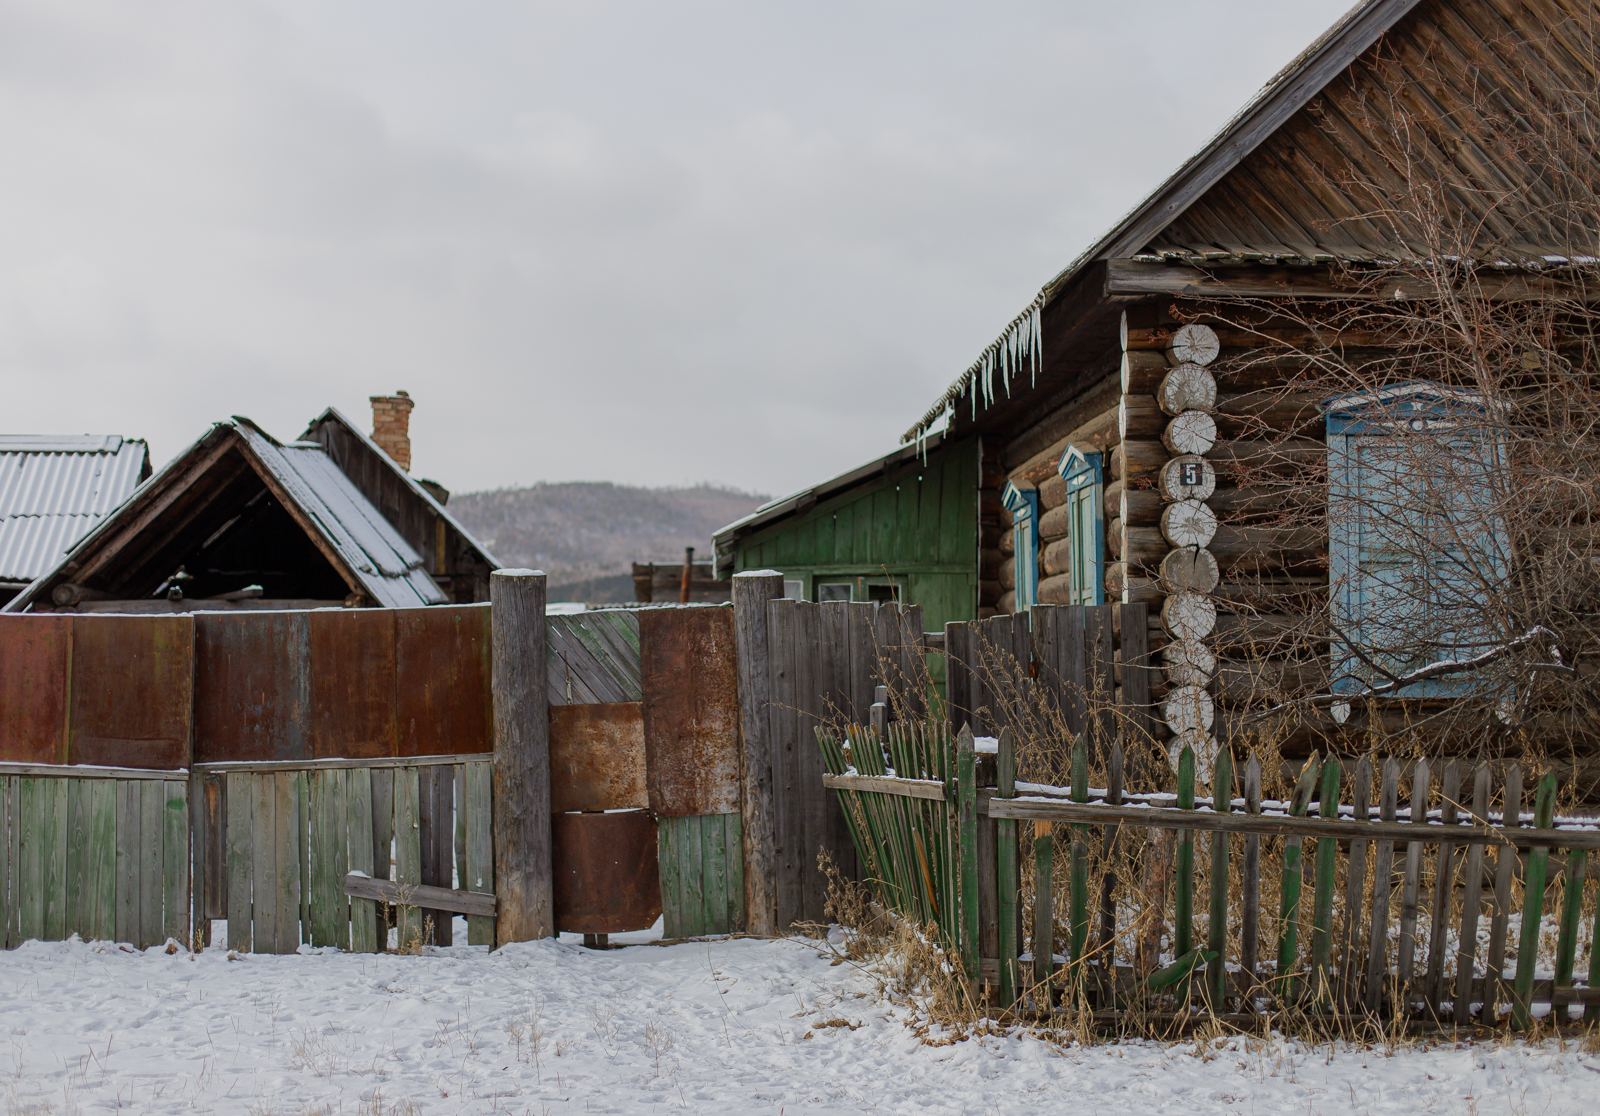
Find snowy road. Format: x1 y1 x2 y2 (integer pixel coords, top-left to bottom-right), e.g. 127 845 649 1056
1 928 1596 1115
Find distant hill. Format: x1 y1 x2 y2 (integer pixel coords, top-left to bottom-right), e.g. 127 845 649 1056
447 482 768 601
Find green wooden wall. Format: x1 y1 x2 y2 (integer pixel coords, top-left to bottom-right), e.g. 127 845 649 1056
733 437 978 633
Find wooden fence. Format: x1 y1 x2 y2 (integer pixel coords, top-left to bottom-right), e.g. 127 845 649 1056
822 727 1600 1027
190 755 493 954
1 763 189 950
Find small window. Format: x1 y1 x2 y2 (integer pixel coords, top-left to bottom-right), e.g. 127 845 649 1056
1057 444 1105 605
1000 481 1039 610
816 582 851 603
865 582 900 604
782 579 804 601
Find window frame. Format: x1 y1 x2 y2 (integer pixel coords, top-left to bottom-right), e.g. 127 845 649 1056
1000 481 1040 610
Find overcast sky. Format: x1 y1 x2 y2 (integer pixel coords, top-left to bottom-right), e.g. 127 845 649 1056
1 0 1354 498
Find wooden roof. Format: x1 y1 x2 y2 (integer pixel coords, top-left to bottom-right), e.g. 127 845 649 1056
905 0 1599 441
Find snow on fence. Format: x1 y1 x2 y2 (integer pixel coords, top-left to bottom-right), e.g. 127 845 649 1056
820 725 1600 1027
0 762 190 951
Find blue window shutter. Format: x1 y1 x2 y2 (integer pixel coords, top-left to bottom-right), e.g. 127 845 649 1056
1057 445 1104 606
1001 482 1040 610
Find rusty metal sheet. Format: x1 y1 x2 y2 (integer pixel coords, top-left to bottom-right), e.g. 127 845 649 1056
0 615 71 763
549 702 647 814
308 608 397 759
551 810 662 934
192 611 311 764
640 606 740 817
396 604 491 757
68 614 193 769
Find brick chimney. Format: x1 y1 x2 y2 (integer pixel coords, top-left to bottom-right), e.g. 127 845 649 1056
370 391 414 471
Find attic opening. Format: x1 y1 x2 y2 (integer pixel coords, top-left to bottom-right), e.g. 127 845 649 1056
71 445 353 604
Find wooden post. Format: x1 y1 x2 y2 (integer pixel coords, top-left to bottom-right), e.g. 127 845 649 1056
956 725 978 982
996 729 1019 1008
680 547 694 604
733 570 784 937
491 568 552 943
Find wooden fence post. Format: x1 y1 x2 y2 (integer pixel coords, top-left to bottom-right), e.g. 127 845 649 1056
492 568 552 943
733 570 783 937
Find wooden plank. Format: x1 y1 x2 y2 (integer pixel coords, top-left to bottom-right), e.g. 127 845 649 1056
315 768 350 948
1096 742 1125 1004
767 598 801 932
686 811 706 937
63 778 88 940
1118 602 1154 749
2 778 14 948
794 602 828 923
821 773 946 800
1485 766 1522 1024
86 779 117 943
277 772 303 954
1034 820 1055 1001
658 817 682 938
1512 774 1558 1029
249 773 276 953
454 763 468 894
308 770 332 946
138 780 163 947
226 774 253 952
42 778 68 941
16 778 42 941
188 774 206 942
1554 847 1587 1015
114 779 139 946
1174 747 1195 964
491 570 552 943
1366 758 1400 1012
428 765 452 945
394 766 423 949
1207 747 1232 1009
957 725 978 981
1309 757 1341 1001
191 754 490 774
733 572 783 936
343 873 496 917
1455 765 1491 1025
1339 758 1371 1011
371 767 394 881
705 812 729 935
1241 756 1262 997
416 764 440 945
162 781 188 946
725 811 746 933
296 772 311 945
1425 761 1463 1010
1085 606 1115 761
996 730 1018 1008
465 761 494 946
1397 760 1431 990
347 767 378 954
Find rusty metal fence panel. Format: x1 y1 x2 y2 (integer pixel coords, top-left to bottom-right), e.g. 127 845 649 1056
0 615 71 764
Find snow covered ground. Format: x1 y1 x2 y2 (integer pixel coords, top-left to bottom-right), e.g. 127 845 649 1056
2 924 1597 1115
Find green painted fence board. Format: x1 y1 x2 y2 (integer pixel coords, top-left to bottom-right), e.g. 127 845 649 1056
275 772 303 954
114 780 139 946
347 768 379 954
465 762 494 946
1513 774 1558 1029
41 778 67 942
17 779 43 942
1310 757 1341 1000
138 780 162 947
250 773 277 953
1207 749 1232 1008
395 766 423 948
659 813 743 938
86 780 116 943
226 774 254 952
3 778 15 948
295 772 310 946
162 781 188 946
64 779 89 940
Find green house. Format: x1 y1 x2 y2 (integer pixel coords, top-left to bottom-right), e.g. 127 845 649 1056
712 432 979 641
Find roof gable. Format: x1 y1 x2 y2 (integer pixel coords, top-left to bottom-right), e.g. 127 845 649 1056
5 419 445 611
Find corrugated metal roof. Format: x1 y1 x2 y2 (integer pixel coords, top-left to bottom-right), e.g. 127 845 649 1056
231 420 446 608
0 438 148 582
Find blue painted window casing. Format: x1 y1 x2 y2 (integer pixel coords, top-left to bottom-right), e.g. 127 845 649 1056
1324 382 1508 698
1000 481 1040 610
1057 445 1105 606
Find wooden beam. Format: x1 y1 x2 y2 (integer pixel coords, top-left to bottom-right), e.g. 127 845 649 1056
343 873 497 918
1105 258 1591 302
822 772 948 801
732 570 783 936
491 569 552 941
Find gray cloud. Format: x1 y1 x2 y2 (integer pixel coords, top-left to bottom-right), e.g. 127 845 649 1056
0 0 1353 496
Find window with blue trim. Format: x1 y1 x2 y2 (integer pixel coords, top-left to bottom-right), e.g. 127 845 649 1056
1057 445 1104 606
1325 382 1508 698
1000 481 1039 610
